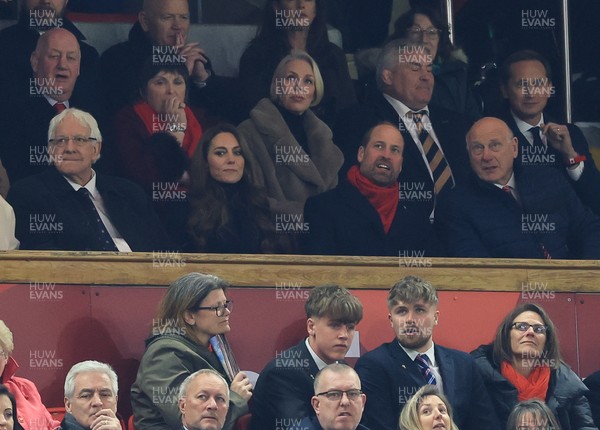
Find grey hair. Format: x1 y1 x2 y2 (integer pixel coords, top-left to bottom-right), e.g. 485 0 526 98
48 108 102 143
269 50 325 107
0 320 14 355
376 39 429 92
313 363 360 394
178 369 230 400
64 360 118 399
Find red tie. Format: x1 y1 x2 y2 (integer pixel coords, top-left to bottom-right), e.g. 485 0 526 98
54 103 66 113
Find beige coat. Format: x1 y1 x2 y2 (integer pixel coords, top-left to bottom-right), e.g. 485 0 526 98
238 98 343 215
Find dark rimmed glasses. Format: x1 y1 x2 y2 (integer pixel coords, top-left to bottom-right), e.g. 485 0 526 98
195 300 233 317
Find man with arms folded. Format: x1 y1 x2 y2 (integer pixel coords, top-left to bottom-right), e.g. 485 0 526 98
179 369 229 430
250 286 363 430
62 360 121 430
301 363 368 430
355 276 500 430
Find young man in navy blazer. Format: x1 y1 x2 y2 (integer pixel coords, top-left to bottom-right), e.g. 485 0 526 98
250 286 363 430
355 276 501 430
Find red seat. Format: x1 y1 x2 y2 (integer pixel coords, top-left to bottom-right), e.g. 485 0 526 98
128 415 135 430
233 413 251 430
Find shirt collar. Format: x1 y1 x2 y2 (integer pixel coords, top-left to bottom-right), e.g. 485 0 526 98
43 94 70 108
511 110 545 135
383 93 429 119
64 169 98 197
305 338 329 370
399 341 436 366
492 172 516 190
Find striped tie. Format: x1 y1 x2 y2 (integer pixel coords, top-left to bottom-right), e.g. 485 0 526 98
415 354 437 386
409 111 455 195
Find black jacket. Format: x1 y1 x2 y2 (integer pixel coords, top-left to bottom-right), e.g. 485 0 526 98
8 168 172 251
472 344 597 430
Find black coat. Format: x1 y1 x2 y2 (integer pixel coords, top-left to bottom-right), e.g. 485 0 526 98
500 109 600 216
333 93 472 215
435 165 600 259
355 340 502 430
7 168 172 251
303 178 442 256
472 344 597 430
250 340 319 430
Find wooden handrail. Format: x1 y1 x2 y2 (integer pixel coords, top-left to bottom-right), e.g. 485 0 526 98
1 251 599 292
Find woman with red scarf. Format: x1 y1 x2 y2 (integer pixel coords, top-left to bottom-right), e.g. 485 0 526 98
113 60 204 249
471 303 596 430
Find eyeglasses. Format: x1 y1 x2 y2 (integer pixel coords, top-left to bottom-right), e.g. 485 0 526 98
408 26 441 38
49 136 97 147
316 389 363 401
195 300 233 317
511 322 548 334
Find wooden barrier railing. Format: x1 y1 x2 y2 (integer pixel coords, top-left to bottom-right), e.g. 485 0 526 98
1 251 599 291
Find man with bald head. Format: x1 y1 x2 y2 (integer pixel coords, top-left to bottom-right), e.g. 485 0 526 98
100 0 222 116
435 117 600 259
302 364 368 430
304 122 440 255
0 0 98 99
0 27 99 182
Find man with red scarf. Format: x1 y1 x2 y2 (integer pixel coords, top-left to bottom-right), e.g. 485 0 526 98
302 122 441 256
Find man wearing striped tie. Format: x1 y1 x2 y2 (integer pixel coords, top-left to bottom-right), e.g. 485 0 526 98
355 276 501 430
333 39 471 221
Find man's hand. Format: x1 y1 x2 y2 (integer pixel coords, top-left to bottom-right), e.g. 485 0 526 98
90 409 121 430
542 122 577 159
176 33 210 83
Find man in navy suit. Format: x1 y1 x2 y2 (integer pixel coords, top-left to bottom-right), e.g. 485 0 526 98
303 122 440 256
179 369 229 430
355 276 501 430
435 117 600 259
334 39 471 220
250 286 363 430
497 49 600 215
8 108 171 251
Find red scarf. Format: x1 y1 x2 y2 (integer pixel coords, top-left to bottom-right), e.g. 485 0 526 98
501 360 551 401
133 101 202 157
347 165 398 234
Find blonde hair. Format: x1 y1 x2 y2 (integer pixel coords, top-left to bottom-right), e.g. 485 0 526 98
270 50 324 107
0 320 14 355
399 385 459 430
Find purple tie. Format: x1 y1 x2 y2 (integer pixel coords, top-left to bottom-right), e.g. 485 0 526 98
415 354 437 385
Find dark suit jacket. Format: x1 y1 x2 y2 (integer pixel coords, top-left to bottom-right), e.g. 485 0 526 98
435 166 600 259
354 340 501 430
0 85 101 183
7 168 172 251
500 109 600 215
299 415 371 430
250 339 320 430
302 178 442 256
333 93 471 215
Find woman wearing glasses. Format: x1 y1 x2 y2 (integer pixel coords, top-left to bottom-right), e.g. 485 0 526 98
471 303 595 430
388 6 481 122
131 273 252 430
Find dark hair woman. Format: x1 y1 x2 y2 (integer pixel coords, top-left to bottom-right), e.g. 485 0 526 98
389 6 481 121
187 123 292 253
471 303 595 430
238 0 356 125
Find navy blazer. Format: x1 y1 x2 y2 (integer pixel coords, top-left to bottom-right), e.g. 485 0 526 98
250 340 320 430
8 168 172 251
333 93 471 215
435 166 600 259
355 340 501 430
302 178 442 256
501 110 600 216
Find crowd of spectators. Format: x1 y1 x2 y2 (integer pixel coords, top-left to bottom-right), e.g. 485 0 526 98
0 0 598 259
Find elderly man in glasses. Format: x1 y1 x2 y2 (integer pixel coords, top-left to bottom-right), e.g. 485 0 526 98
301 363 368 430
7 108 172 251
